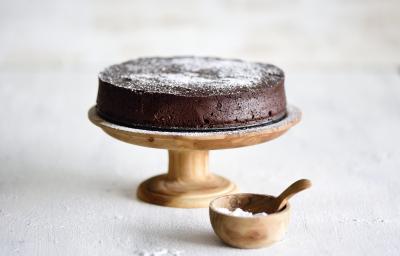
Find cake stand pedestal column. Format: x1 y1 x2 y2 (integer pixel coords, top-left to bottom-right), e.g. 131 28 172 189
137 149 237 208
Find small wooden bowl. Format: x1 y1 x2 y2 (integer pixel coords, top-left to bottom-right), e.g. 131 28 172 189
209 193 290 249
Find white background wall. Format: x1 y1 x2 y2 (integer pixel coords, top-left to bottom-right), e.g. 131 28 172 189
1 0 399 72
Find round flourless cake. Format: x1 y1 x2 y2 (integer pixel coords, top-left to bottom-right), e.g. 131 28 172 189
96 56 287 131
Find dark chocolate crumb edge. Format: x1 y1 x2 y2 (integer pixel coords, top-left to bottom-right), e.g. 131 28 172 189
95 106 287 133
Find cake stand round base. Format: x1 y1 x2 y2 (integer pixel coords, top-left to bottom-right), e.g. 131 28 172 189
88 105 301 208
137 174 238 208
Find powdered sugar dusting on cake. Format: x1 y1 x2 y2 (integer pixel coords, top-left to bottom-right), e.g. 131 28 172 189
99 56 284 96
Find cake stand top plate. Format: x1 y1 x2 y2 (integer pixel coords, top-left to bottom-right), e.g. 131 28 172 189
88 105 301 150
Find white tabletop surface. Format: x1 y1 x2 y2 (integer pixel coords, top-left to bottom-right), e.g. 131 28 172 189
1 0 399 255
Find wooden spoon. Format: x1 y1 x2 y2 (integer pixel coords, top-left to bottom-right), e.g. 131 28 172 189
245 179 312 213
273 179 312 212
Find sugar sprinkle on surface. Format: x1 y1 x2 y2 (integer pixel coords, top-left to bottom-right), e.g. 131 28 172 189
99 56 284 96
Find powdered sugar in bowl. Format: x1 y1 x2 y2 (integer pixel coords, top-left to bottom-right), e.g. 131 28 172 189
209 193 290 249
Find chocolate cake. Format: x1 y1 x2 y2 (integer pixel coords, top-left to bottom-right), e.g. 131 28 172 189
96 56 287 131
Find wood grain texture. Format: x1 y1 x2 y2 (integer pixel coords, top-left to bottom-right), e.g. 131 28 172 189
275 179 311 212
137 150 238 208
88 106 301 208
87 106 302 150
209 194 291 248
245 179 312 213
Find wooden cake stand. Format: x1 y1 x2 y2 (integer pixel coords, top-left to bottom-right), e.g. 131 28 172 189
88 105 301 208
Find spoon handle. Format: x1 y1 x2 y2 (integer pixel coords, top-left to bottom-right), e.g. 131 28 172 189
276 179 312 211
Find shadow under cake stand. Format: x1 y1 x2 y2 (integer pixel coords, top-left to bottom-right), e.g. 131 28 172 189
88 105 301 208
